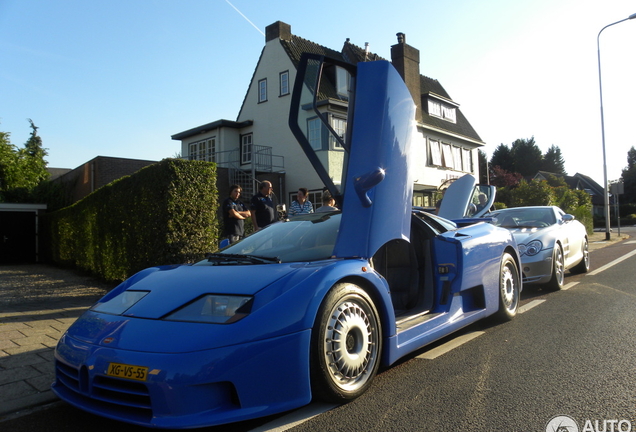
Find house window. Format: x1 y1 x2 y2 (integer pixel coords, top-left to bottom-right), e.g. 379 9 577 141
452 146 462 171
258 79 267 103
428 99 456 124
336 66 350 98
429 139 442 166
189 138 216 162
241 134 253 164
441 143 454 169
308 118 322 150
331 117 346 148
280 71 289 96
462 148 471 172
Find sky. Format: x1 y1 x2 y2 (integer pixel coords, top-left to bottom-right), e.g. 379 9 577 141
1 0 635 187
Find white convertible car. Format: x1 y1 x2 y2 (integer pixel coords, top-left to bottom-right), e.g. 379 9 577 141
485 206 589 290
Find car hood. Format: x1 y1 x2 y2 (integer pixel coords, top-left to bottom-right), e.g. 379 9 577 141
506 226 555 247
92 263 300 319
62 262 324 353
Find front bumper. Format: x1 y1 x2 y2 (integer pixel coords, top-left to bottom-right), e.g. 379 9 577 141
519 248 554 285
53 329 312 429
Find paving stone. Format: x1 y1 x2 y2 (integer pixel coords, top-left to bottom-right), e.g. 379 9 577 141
0 322 29 331
0 330 26 341
0 380 37 403
13 334 58 348
0 351 48 369
26 372 55 392
0 339 19 350
4 344 48 355
0 365 41 386
15 326 62 337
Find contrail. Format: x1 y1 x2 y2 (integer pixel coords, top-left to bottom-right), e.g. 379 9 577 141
225 0 265 36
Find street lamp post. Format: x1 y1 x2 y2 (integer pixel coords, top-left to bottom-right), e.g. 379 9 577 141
597 12 636 241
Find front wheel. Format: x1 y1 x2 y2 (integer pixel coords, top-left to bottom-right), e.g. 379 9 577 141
310 283 382 402
546 244 565 290
494 252 521 321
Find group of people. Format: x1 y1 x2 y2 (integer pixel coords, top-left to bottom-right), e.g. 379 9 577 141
222 181 338 244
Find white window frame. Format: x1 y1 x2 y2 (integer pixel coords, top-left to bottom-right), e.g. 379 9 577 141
330 116 346 149
308 118 322 151
452 146 462 171
462 148 471 172
258 78 267 103
336 66 350 98
241 134 253 164
189 138 216 162
429 139 442 166
279 71 289 96
441 143 454 169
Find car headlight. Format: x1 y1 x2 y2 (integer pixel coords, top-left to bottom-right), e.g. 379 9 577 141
164 295 253 324
91 290 149 315
519 240 543 256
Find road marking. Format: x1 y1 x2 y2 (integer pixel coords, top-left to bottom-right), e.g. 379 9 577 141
518 299 546 313
249 403 339 432
417 331 485 360
562 281 579 291
625 240 636 244
589 248 636 276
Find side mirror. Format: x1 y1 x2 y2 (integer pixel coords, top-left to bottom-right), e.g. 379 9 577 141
562 214 575 222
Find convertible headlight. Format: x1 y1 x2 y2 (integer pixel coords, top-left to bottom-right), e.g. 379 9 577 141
519 240 543 256
91 290 149 315
164 295 253 324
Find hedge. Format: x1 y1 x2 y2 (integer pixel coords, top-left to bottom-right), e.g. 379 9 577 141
41 158 218 282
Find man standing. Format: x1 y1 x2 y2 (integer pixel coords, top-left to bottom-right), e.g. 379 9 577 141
288 187 314 216
222 184 251 243
250 181 276 231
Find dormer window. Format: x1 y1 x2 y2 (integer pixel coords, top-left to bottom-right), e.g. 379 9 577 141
427 94 458 124
336 66 350 98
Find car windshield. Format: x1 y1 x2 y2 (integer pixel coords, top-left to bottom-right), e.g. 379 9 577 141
197 212 341 265
488 208 556 228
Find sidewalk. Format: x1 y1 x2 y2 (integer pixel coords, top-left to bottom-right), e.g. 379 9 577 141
0 265 115 419
0 231 629 419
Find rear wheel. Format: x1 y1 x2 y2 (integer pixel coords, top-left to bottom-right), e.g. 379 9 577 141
546 244 565 290
495 252 520 321
570 237 590 274
311 283 382 402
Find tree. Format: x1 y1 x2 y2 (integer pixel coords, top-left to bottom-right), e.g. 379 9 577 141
620 146 636 204
0 120 49 201
478 149 488 184
489 165 522 188
510 179 554 207
510 137 543 177
490 144 514 173
541 144 567 175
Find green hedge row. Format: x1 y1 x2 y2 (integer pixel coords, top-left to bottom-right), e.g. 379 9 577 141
41 159 218 282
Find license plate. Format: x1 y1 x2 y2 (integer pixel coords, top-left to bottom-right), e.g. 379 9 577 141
106 362 149 381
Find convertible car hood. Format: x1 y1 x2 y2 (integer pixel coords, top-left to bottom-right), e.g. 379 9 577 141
507 226 554 246
96 264 300 319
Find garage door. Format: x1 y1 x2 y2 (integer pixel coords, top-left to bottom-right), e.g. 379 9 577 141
0 211 37 263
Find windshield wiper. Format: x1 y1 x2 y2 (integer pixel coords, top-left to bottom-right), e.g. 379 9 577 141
206 253 281 265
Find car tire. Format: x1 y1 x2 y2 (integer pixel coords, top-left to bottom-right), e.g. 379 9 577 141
310 282 382 402
570 237 590 274
494 252 521 321
546 243 565 290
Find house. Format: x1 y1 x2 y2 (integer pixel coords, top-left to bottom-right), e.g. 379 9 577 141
533 171 611 217
172 21 486 210
52 156 157 204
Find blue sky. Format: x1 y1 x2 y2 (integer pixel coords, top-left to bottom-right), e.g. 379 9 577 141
1 0 635 186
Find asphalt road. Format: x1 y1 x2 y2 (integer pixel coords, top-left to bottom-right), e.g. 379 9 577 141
2 228 635 432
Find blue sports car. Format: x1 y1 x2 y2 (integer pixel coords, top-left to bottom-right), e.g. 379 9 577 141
52 54 522 428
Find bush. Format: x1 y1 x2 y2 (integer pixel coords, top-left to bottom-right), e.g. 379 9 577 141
41 159 218 282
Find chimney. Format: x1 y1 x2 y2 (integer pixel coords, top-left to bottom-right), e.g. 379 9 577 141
391 32 421 120
265 21 291 42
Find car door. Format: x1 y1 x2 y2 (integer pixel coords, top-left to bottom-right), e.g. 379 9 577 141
289 53 416 259
438 174 496 220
